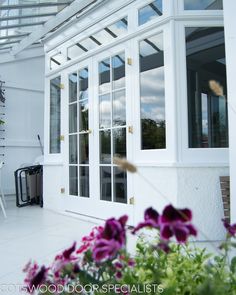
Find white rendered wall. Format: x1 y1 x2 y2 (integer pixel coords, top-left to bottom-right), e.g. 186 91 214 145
223 0 236 223
0 49 45 196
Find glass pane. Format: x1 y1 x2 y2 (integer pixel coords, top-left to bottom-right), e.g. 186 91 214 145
139 0 163 26
69 103 77 134
113 90 126 126
68 44 85 60
139 33 166 150
100 166 112 201
69 166 78 196
80 38 98 51
79 100 89 132
184 0 223 10
114 167 127 204
50 76 61 154
113 128 126 159
99 94 111 128
112 53 125 90
92 30 114 45
79 68 88 100
79 166 89 198
100 130 111 164
99 58 110 94
79 134 89 164
50 53 66 70
69 135 77 164
186 27 228 148
69 73 77 103
107 18 128 37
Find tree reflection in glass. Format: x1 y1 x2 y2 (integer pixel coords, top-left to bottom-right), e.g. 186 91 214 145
79 134 89 164
139 33 166 150
113 128 126 159
100 167 112 201
69 166 78 196
69 135 77 164
100 130 111 164
114 167 127 204
79 166 89 198
79 100 88 131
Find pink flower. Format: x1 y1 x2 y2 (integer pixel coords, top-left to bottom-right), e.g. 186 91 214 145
51 242 78 279
93 239 121 262
115 271 123 280
23 262 48 293
132 207 160 233
128 259 135 267
157 241 170 253
133 205 197 243
77 226 103 254
114 261 123 269
92 216 128 262
101 215 128 246
222 219 236 236
160 205 197 243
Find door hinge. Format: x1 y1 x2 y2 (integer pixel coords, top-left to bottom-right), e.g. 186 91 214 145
129 197 135 205
61 188 65 194
128 126 133 134
127 58 132 65
60 135 65 141
59 83 65 89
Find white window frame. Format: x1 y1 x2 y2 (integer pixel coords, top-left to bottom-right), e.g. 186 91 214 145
175 19 228 165
131 23 177 165
44 71 66 165
177 0 224 15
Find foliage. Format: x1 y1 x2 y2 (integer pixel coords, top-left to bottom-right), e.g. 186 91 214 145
23 206 236 295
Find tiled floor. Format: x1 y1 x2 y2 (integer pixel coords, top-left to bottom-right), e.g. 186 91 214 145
0 200 97 295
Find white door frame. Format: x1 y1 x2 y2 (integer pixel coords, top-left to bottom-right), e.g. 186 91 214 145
62 41 135 224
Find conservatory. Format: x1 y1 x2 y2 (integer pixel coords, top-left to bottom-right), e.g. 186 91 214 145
41 0 233 241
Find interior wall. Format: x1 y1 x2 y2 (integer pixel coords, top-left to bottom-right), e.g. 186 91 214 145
0 53 45 196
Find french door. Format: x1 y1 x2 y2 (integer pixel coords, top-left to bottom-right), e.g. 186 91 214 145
65 42 134 223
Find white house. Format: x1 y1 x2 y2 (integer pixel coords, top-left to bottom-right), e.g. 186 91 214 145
40 0 236 242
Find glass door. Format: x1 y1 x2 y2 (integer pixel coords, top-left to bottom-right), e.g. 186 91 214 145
65 42 134 223
98 51 127 204
68 66 90 199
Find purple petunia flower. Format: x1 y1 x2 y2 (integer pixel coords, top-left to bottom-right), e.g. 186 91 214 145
62 242 77 260
115 271 123 280
93 239 121 262
51 242 78 281
157 241 171 253
77 226 104 254
160 205 197 243
128 259 135 267
92 215 128 262
114 261 123 269
132 207 160 233
29 266 48 289
101 216 128 246
222 219 236 236
132 205 197 243
23 262 48 293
